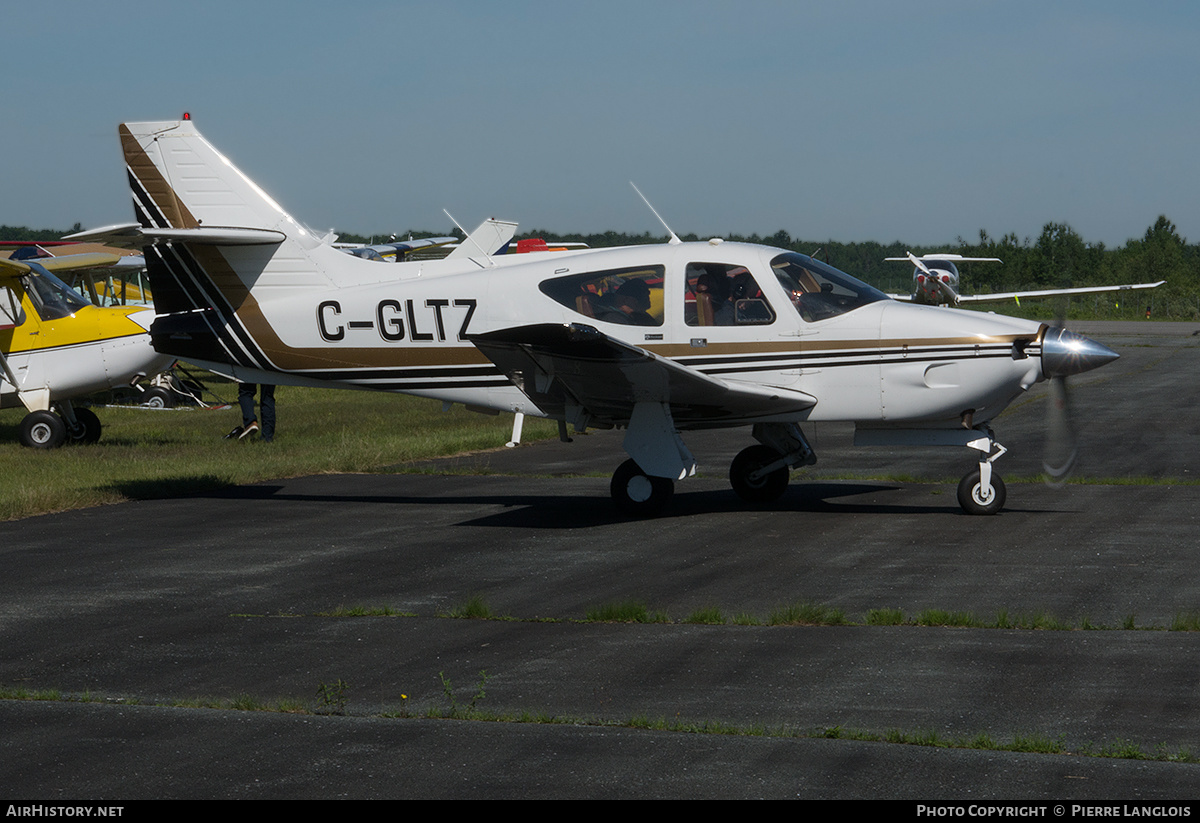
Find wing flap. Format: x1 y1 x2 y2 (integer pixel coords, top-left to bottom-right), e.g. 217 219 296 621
470 323 816 427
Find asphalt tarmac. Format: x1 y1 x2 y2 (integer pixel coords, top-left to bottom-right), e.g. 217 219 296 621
2 321 1200 799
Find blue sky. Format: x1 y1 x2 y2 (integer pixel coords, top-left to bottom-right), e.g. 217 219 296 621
4 0 1199 247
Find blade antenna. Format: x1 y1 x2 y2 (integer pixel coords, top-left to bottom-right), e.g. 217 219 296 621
630 183 681 245
444 209 495 266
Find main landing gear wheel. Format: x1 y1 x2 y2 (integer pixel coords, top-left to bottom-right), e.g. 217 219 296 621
69 407 102 444
19 410 67 449
729 444 789 503
610 459 674 517
957 469 1006 516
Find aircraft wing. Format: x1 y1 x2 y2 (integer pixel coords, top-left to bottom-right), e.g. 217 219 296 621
470 323 817 428
955 281 1165 304
0 253 121 275
337 237 457 260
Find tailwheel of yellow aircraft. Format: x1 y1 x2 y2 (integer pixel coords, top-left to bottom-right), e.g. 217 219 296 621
68 408 102 445
729 445 790 503
141 387 175 409
20 411 67 449
957 470 1006 516
610 459 674 517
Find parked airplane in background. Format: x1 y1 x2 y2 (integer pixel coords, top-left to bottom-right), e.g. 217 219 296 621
71 118 1121 514
887 252 1164 307
0 252 173 447
336 236 457 261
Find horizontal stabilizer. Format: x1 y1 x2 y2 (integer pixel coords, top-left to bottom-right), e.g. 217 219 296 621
65 223 285 249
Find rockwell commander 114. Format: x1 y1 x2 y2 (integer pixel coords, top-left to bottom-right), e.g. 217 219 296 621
70 117 1120 516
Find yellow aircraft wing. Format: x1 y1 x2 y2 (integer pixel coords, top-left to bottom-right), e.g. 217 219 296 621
0 253 122 275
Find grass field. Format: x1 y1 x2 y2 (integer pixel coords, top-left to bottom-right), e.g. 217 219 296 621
0 375 557 521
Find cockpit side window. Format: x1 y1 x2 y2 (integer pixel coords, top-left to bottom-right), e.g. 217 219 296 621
539 265 665 327
771 252 887 322
684 263 775 326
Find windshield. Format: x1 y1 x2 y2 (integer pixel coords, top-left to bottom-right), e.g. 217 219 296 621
26 268 92 321
770 252 888 322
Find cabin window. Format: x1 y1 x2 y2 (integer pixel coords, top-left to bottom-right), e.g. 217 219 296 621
684 263 775 326
540 266 665 327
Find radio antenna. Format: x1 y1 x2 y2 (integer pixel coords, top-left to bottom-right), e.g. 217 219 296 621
630 182 681 245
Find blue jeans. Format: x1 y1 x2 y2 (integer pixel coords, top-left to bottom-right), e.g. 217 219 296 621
237 383 276 441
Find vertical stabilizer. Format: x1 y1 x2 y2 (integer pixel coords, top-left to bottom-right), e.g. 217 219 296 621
119 119 341 371
445 218 520 260
122 120 314 245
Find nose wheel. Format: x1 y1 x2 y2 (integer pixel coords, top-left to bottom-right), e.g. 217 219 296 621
957 469 1006 515
959 430 1008 515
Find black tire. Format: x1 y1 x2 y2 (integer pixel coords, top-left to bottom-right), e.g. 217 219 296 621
20 410 67 449
610 459 674 517
729 444 789 503
68 407 102 444
957 469 1006 515
142 386 174 409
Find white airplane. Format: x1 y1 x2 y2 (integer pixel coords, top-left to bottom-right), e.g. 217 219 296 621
71 118 1122 515
0 251 173 447
886 252 1165 306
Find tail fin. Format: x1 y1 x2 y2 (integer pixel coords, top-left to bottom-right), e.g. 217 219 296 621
118 119 344 373
445 218 519 261
122 119 306 243
121 119 339 312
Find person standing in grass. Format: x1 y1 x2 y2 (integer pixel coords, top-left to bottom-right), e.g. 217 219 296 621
226 383 276 442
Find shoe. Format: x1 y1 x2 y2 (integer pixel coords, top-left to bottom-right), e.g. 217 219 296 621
238 421 259 440
224 425 244 440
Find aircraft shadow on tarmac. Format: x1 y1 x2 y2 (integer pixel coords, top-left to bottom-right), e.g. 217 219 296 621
183 478 1046 529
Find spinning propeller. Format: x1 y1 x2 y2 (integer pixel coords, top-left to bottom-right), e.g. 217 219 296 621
1039 307 1118 485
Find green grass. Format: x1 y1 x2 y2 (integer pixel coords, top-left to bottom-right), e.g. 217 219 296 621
585 600 670 623
3 681 1194 764
442 595 499 620
259 601 1200 632
767 602 847 626
682 606 727 625
0 376 557 521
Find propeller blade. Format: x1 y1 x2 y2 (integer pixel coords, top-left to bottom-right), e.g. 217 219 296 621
1043 295 1077 486
1043 374 1077 486
906 251 933 277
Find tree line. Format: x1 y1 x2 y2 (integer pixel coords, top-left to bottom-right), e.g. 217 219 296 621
512 216 1198 320
6 216 1197 319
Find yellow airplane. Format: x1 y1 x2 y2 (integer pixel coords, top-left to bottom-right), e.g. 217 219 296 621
0 251 173 447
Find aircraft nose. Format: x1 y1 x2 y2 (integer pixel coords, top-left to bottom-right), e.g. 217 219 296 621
1040 326 1119 378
